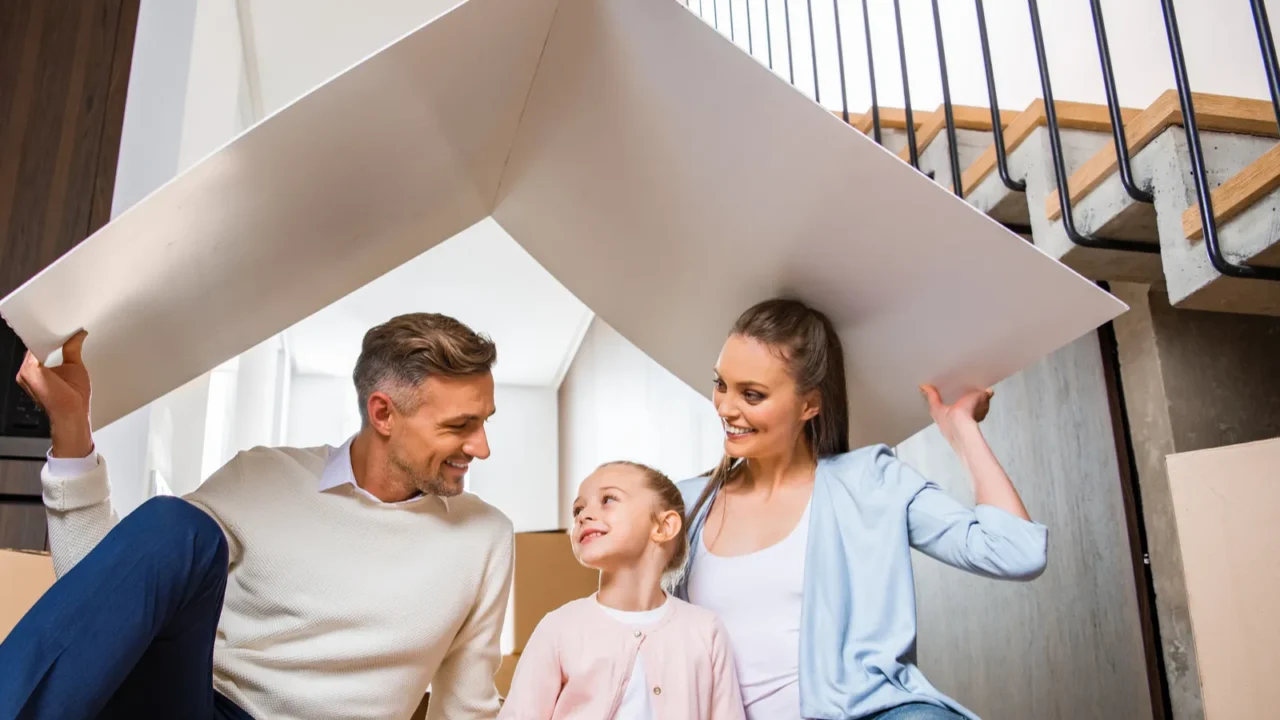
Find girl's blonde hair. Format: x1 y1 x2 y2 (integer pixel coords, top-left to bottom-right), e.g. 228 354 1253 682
598 461 688 585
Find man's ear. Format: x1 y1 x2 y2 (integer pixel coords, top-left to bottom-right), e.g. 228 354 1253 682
652 509 683 545
367 391 397 438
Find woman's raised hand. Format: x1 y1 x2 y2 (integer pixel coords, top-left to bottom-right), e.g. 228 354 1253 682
920 384 993 448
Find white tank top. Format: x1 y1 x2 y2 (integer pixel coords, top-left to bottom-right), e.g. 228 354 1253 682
687 501 810 720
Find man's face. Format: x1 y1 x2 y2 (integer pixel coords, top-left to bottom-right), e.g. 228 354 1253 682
387 372 496 497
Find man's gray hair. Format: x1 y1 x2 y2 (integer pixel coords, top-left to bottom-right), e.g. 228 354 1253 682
352 313 496 424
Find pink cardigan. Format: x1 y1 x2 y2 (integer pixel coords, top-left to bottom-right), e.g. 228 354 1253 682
498 595 745 720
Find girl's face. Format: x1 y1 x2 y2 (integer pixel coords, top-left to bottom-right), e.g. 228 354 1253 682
571 466 672 572
713 334 819 460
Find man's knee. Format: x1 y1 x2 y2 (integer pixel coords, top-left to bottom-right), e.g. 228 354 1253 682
132 497 227 568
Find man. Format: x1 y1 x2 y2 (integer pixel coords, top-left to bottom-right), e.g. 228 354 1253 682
0 313 513 720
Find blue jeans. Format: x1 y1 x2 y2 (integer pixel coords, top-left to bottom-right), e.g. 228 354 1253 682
0 497 251 720
870 703 969 719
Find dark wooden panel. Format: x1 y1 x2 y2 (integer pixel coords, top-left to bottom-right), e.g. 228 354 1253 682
0 0 139 298
0 459 42 497
0 502 47 551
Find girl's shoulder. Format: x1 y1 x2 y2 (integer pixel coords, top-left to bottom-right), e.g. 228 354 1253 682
666 596 727 634
532 596 600 636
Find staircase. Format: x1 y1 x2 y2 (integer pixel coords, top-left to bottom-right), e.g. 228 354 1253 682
720 0 1280 318
683 1 1280 718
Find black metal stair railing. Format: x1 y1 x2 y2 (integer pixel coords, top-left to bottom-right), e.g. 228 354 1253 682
975 0 1025 193
1253 0 1280 126
891 0 919 168
1161 0 1280 280
1091 0 1153 205
1027 0 1160 254
833 0 850 124
682 0 1280 279
931 0 963 197
860 0 882 143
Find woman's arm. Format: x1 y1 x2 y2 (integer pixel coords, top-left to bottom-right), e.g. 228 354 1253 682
894 386 1046 580
922 385 1029 520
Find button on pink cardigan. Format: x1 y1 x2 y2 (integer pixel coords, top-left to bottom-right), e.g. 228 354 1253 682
497 595 746 720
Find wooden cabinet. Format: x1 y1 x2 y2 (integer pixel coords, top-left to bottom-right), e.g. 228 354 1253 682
0 0 139 297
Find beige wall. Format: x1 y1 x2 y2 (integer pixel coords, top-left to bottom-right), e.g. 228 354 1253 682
898 331 1154 720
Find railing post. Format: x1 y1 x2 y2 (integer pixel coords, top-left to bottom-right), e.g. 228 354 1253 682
1159 0 1280 279
861 0 882 143
785 0 795 84
930 0 963 197
1090 0 1153 204
891 0 919 167
806 0 820 103
975 0 1023 192
765 0 774 69
1251 0 1280 127
1027 0 1159 254
834 0 849 124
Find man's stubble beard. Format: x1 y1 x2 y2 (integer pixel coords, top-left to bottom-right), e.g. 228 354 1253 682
389 450 464 498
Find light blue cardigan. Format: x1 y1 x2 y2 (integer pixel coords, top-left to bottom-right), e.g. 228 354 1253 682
673 444 1048 720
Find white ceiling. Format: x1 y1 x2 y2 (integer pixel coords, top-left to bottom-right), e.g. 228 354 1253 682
284 218 591 386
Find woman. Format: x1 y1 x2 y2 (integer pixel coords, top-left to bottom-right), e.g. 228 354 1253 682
674 298 1047 720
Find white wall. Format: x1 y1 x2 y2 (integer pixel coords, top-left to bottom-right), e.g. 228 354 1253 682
98 0 200 514
709 0 1280 113
558 317 724 529
467 385 560 532
244 0 460 117
287 373 361 449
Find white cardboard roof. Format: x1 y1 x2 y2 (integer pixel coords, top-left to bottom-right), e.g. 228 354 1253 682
1 0 1124 445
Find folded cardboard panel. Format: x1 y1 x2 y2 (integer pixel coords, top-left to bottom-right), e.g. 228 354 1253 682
0 548 55 643
0 0 1124 446
1166 437 1280 719
0 0 559 430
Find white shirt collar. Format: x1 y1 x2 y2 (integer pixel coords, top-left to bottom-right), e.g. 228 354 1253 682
319 436 449 511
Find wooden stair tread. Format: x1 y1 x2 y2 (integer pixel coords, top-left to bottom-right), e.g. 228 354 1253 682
960 99 1140 197
829 107 928 132
1183 141 1280 239
1045 90 1280 221
896 105 1019 162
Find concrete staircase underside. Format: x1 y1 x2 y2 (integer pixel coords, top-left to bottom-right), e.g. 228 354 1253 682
834 91 1280 317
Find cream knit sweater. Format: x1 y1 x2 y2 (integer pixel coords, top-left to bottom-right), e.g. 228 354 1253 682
41 445 514 720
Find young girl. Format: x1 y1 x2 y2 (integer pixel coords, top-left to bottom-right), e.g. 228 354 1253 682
499 461 745 720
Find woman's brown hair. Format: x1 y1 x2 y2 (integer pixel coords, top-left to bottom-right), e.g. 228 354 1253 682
687 298 850 524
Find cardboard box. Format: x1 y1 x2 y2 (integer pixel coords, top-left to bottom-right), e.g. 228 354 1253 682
0 548 55 642
511 531 597 653
408 653 518 719
496 652 519 698
1167 437 1280 720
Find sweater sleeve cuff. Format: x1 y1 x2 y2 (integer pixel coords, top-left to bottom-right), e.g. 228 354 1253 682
975 504 1049 577
43 454 110 511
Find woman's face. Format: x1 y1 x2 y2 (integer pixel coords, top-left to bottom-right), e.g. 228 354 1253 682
713 334 819 460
